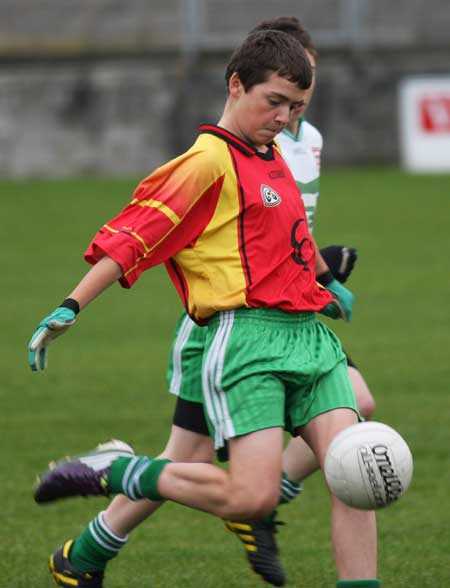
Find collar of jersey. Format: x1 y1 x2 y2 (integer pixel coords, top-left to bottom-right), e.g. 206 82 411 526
199 124 275 157
281 116 305 142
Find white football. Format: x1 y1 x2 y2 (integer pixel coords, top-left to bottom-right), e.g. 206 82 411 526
324 421 413 510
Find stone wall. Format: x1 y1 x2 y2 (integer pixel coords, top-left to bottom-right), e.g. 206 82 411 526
1 0 449 176
0 60 178 175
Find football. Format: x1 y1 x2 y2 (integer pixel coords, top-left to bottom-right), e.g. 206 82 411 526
324 421 413 510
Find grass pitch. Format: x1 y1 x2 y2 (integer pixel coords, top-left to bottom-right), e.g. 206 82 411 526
1 168 449 587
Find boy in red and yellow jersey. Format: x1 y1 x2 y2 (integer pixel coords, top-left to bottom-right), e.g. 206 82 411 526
85 123 331 320
30 29 378 588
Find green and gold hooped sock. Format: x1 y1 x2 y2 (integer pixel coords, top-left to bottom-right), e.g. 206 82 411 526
69 511 128 572
279 472 303 505
109 456 171 501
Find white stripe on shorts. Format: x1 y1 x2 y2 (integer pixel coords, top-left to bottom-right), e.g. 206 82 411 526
169 314 195 395
202 311 235 449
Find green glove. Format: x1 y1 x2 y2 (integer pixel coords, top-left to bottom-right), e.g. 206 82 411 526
320 278 354 322
28 306 77 371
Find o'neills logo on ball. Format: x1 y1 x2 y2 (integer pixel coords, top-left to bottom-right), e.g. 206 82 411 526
372 444 403 504
359 444 404 507
261 184 282 207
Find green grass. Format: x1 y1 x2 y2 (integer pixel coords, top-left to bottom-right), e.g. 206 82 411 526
1 169 450 587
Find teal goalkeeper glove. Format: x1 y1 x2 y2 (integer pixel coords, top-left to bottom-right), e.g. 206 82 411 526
319 274 354 322
28 301 78 371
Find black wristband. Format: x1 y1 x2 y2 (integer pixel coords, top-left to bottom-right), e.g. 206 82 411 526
60 298 80 315
317 270 334 287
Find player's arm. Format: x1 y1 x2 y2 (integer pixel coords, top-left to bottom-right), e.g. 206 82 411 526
86 152 224 289
312 236 354 322
66 255 122 310
28 256 122 372
29 151 223 372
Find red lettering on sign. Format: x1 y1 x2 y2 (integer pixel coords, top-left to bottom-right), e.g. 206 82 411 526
420 96 450 133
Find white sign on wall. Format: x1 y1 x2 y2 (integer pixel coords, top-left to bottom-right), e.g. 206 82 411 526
399 76 450 172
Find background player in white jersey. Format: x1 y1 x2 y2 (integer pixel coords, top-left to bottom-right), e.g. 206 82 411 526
30 18 374 588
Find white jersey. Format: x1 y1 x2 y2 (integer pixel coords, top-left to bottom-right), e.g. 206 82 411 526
276 119 322 232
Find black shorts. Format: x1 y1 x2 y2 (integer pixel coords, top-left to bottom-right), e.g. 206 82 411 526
172 397 209 436
172 397 229 461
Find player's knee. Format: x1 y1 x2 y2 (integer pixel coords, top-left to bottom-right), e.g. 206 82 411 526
225 485 279 519
349 367 376 420
358 394 376 419
248 491 279 518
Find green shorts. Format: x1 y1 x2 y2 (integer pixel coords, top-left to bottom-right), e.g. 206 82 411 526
203 308 359 449
167 313 206 402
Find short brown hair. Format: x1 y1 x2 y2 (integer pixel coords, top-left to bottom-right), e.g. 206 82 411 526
251 16 317 58
225 29 312 92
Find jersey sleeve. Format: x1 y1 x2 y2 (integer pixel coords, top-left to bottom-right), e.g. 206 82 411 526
85 149 224 288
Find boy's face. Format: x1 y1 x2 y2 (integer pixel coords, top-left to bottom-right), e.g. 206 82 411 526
228 71 307 148
289 50 316 121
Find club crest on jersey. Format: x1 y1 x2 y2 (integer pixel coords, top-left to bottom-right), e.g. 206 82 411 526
261 184 282 207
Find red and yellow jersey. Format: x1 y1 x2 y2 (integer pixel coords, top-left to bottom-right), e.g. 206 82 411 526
85 124 332 321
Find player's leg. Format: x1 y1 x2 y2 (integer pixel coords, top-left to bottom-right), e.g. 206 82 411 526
347 362 375 419
104 418 214 536
226 351 375 585
281 433 317 482
40 429 285 587
320 244 376 419
300 409 377 581
158 310 287 518
46 417 213 587
129 313 288 517
44 315 212 587
37 427 284 517
36 310 283 580
104 395 214 535
154 427 284 518
224 474 292 587
294 351 378 584
281 359 375 482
